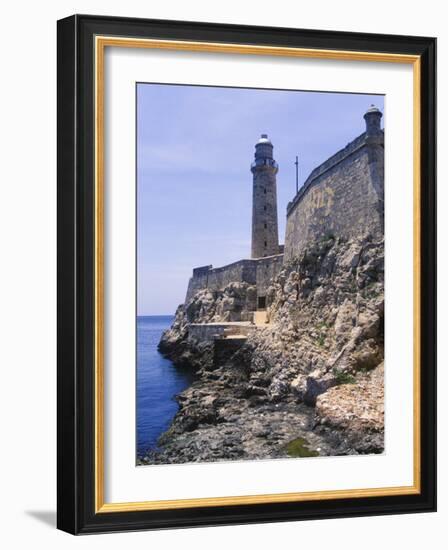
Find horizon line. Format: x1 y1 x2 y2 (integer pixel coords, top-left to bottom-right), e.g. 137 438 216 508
138 313 176 317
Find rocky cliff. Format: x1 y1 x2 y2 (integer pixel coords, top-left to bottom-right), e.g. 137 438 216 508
141 234 384 464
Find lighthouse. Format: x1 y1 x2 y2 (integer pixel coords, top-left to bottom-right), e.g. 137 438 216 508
250 134 280 259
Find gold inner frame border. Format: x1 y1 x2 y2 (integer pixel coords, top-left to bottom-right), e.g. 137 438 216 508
94 35 421 513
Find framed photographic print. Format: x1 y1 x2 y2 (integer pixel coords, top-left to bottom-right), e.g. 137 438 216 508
57 14 436 534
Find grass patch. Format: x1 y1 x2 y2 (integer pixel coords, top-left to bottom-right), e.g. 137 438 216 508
317 334 326 347
334 370 356 385
286 437 319 458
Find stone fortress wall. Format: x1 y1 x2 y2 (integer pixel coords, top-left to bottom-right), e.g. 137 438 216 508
185 261 256 303
185 254 284 304
284 108 384 261
254 253 284 296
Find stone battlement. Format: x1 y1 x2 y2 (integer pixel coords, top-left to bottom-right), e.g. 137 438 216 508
192 265 213 277
185 253 284 304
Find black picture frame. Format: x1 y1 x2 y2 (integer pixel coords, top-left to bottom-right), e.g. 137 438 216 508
57 14 436 534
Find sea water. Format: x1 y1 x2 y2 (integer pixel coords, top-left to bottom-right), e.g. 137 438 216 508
136 315 195 456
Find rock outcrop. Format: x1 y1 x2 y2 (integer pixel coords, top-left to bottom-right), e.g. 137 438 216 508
141 234 384 464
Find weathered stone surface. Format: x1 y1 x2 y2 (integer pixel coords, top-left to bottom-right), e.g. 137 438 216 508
185 255 284 305
303 372 337 406
284 131 384 262
250 135 280 259
315 363 384 453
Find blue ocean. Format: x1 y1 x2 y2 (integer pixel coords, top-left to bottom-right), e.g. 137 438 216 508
136 315 195 456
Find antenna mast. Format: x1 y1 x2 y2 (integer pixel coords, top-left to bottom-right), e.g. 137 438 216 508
294 155 299 194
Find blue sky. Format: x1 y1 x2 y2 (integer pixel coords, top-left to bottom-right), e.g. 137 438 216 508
137 84 384 315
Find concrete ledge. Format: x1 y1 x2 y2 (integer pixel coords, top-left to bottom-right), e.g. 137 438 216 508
187 322 256 342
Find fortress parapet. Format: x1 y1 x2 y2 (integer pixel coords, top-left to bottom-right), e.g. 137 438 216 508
285 106 384 261
185 253 284 309
192 265 212 277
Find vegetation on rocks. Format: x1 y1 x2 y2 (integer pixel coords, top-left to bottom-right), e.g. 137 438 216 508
286 437 320 458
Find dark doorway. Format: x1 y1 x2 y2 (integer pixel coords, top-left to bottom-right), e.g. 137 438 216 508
257 296 266 310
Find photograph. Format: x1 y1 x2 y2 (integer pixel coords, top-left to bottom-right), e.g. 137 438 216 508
136 84 385 466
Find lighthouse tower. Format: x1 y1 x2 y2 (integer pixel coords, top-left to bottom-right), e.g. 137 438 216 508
250 134 280 259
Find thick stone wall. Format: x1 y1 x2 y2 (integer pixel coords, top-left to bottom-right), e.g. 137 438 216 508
284 133 384 261
185 260 256 303
255 254 284 296
207 261 256 292
185 254 284 304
